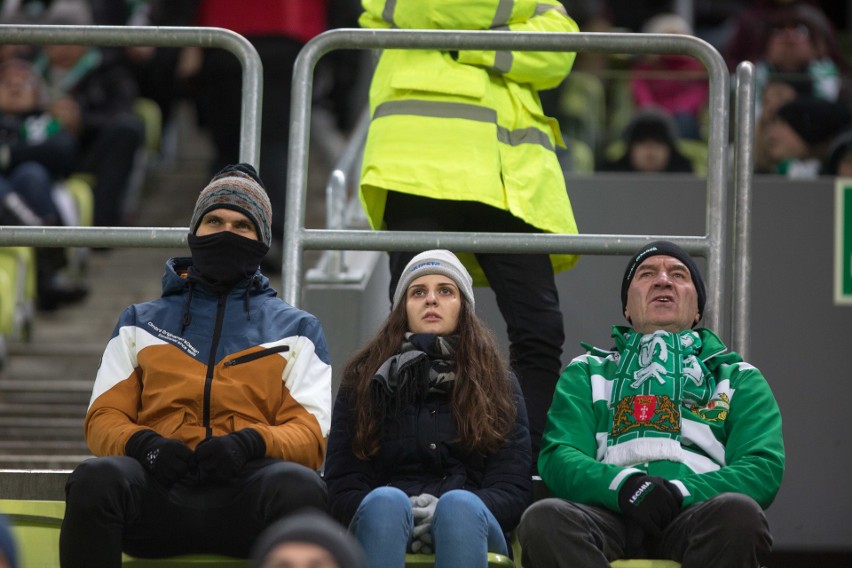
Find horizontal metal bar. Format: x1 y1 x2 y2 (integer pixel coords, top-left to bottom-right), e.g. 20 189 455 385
297 230 710 257
0 226 187 247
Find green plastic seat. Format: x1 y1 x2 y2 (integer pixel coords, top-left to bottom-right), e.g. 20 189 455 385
405 552 515 567
0 499 247 568
0 247 36 341
611 561 681 567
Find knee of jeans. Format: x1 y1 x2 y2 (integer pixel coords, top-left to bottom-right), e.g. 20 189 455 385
352 487 412 531
434 490 488 525
360 486 410 510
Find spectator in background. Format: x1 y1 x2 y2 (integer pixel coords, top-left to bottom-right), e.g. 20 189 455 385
752 4 851 117
753 76 812 172
760 95 852 177
629 13 709 140
723 0 847 76
0 57 88 310
823 129 852 176
601 109 695 173
31 0 145 228
250 509 367 568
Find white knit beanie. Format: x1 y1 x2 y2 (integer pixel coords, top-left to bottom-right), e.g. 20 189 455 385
392 250 475 310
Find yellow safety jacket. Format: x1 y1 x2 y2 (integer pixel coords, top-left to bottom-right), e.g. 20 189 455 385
359 0 580 284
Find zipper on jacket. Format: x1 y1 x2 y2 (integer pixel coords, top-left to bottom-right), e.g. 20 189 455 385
202 293 228 437
224 345 289 367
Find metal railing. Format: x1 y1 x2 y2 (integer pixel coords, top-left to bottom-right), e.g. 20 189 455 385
732 62 756 357
283 29 732 335
0 24 262 249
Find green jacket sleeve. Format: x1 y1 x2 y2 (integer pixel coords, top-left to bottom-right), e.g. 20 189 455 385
538 355 637 512
677 363 785 509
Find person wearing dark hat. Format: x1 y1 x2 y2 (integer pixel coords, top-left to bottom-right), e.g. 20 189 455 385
763 95 852 177
59 164 332 567
324 250 532 568
601 109 695 173
518 241 785 568
250 509 367 568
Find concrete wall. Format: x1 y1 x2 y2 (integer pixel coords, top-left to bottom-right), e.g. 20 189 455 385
305 174 851 552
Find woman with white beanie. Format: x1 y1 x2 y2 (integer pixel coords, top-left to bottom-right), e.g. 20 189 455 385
324 250 532 568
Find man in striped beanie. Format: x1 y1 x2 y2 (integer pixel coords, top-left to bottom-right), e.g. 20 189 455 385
186 163 274 291
60 162 331 566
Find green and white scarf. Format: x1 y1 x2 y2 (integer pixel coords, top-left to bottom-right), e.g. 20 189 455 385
604 329 709 466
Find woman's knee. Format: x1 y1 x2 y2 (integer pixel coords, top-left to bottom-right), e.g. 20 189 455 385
434 489 486 522
351 487 412 533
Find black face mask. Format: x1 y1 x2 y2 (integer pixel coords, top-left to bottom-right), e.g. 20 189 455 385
187 231 270 293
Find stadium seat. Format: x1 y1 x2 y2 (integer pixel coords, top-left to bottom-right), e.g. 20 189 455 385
405 552 516 567
611 561 681 567
0 247 37 342
0 499 247 567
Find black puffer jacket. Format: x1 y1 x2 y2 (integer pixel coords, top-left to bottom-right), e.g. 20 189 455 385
324 372 532 533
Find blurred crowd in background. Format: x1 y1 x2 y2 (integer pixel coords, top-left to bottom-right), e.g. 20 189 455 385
0 0 849 321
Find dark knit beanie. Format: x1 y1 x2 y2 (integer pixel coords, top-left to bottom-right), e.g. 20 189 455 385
776 96 852 146
621 240 706 320
189 163 272 246
624 109 678 149
250 510 366 568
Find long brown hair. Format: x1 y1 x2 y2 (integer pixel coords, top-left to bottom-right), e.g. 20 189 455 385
340 300 517 460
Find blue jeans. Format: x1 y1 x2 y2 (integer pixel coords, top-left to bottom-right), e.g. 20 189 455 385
350 487 508 568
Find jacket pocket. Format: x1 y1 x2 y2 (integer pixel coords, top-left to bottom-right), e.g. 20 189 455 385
225 345 289 367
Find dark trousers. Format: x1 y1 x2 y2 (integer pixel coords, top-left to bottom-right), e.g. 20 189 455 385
518 493 772 568
78 112 145 227
384 192 565 463
59 456 328 567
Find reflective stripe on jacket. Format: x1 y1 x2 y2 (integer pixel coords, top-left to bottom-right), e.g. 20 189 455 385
359 0 581 284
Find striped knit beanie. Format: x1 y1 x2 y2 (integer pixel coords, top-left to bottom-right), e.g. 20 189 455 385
189 163 272 246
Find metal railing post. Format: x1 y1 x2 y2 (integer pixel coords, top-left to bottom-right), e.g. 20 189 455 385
732 62 756 357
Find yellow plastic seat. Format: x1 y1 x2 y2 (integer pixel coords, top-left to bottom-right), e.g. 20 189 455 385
0 499 248 568
0 247 36 342
611 561 681 567
133 97 163 154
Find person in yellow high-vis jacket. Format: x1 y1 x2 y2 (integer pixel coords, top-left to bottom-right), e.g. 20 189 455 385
358 0 579 467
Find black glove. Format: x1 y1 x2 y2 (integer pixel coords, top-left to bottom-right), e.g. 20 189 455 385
193 429 266 484
617 474 683 538
125 430 193 488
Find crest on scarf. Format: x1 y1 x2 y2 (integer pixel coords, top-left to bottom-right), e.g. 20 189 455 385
611 394 681 437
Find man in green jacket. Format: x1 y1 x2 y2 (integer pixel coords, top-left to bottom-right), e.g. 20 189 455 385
518 240 785 567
